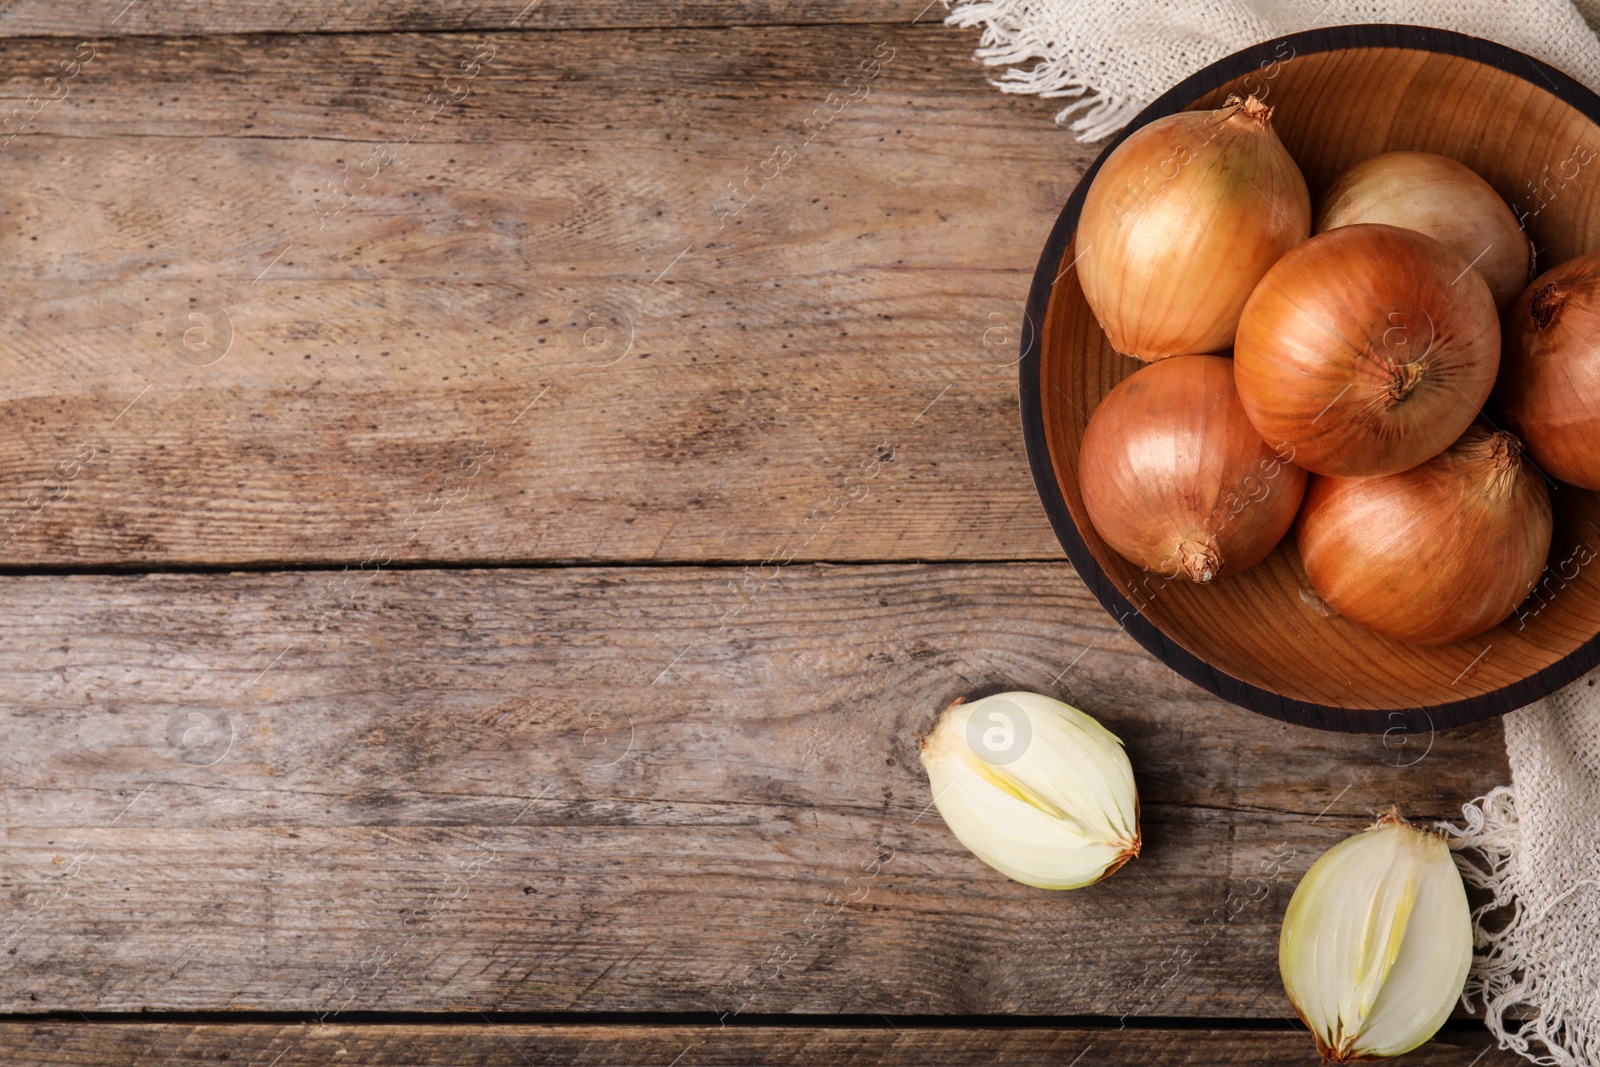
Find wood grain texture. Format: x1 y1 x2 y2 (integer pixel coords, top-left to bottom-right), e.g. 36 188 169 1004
0 2 939 38
0 563 1508 1013
0 23 1076 568
1032 33 1600 725
0 1022 1522 1065
0 8 1529 1051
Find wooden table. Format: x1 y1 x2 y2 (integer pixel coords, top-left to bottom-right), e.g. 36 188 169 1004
0 3 1520 1063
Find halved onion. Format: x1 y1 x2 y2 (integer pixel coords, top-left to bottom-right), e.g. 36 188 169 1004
1279 814 1472 1062
1234 224 1500 478
1296 422 1552 645
1077 94 1309 361
1316 151 1533 314
1079 354 1306 582
1500 250 1600 490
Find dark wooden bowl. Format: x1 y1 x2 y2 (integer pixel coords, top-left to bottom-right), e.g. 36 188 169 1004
1021 25 1600 733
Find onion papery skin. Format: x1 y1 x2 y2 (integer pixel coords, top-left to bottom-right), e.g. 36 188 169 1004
1234 223 1501 478
1079 354 1308 583
1296 422 1552 645
1500 250 1600 490
1077 95 1310 361
1316 150 1533 315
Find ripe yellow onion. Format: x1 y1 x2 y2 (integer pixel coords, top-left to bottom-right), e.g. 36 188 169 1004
1080 354 1307 583
1235 224 1501 478
1077 94 1310 361
1500 250 1600 490
1296 422 1552 645
1317 150 1534 315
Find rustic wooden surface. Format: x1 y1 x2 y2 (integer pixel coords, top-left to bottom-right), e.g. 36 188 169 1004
0 1023 1524 1065
0 2 941 37
0 21 1066 568
0 565 1507 1017
0 3 1520 1064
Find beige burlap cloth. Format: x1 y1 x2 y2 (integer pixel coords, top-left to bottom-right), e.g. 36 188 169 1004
942 1 1600 1060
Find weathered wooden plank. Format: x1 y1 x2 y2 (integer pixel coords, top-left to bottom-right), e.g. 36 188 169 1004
0 24 1078 567
0 563 1508 1013
0 1022 1522 1065
0 1 940 38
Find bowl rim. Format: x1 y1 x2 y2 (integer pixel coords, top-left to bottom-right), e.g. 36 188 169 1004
1019 23 1600 734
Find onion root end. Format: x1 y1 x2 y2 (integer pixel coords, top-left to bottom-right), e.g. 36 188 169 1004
1177 539 1221 583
